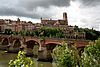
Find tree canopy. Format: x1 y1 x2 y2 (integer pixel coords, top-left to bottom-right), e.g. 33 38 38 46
18 26 65 38
74 26 100 40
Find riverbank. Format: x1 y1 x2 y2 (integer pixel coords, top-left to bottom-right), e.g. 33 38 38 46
0 50 56 67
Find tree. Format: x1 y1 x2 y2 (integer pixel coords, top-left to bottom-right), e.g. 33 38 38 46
53 42 79 67
74 26 100 40
39 26 65 38
80 28 100 40
19 30 30 36
9 51 35 67
82 38 100 67
53 39 100 67
4 29 13 35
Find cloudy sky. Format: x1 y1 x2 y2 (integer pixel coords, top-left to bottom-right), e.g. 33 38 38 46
0 0 100 30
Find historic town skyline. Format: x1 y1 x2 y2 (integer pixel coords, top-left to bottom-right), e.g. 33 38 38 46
0 0 100 30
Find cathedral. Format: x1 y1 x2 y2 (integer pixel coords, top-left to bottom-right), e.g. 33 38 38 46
41 12 68 26
41 12 85 39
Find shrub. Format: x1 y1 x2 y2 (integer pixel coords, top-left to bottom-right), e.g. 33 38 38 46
9 51 35 67
53 43 79 67
82 39 100 67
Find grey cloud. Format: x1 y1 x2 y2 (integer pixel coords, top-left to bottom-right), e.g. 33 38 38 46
0 7 31 17
0 0 70 18
0 7 40 18
81 0 100 6
18 0 70 10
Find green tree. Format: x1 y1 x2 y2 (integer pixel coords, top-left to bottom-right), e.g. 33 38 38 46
53 42 79 67
19 30 30 36
82 39 100 67
9 51 35 67
4 29 13 35
74 26 100 40
39 26 65 38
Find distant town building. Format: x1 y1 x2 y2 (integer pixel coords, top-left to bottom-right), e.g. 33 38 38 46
0 18 36 32
41 12 68 27
41 12 85 39
0 12 85 39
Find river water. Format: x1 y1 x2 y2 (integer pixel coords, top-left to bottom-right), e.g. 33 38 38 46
0 51 56 67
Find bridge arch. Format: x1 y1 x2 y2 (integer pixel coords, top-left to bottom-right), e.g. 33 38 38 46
8 35 14 43
38 43 61 62
25 40 39 49
25 40 40 56
1 38 9 45
45 43 60 50
13 39 21 48
0 35 2 42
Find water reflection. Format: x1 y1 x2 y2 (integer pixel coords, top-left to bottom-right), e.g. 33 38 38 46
37 62 52 67
0 51 56 67
0 51 17 67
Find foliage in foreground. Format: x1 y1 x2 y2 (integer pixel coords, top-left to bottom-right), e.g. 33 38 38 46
82 39 100 67
53 42 80 67
9 38 100 67
9 51 35 67
53 39 100 67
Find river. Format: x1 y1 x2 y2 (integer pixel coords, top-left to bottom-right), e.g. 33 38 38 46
0 51 56 67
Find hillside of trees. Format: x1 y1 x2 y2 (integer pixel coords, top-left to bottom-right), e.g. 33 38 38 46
74 26 100 40
2 26 100 40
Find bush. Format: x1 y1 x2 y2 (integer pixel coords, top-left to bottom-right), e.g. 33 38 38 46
82 39 100 67
53 42 79 67
53 40 100 67
9 51 35 67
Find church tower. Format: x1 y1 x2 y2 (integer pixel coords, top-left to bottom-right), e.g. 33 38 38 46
63 12 68 25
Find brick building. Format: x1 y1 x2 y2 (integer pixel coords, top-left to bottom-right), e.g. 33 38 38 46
41 12 85 39
0 18 36 33
0 12 85 39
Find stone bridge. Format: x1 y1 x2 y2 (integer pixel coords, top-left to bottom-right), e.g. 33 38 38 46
0 35 89 62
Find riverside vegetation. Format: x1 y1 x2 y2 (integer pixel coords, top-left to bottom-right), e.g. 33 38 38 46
9 51 36 67
9 38 100 67
7 26 100 67
53 39 100 67
3 26 100 40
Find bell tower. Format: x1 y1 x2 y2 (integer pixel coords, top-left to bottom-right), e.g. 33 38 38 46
63 12 68 25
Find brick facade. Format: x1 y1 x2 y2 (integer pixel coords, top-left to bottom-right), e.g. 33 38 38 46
0 12 85 39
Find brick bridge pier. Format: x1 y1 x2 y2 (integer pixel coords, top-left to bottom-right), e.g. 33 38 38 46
0 35 89 62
